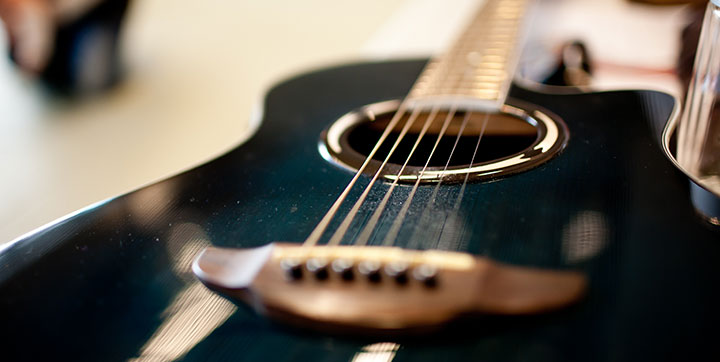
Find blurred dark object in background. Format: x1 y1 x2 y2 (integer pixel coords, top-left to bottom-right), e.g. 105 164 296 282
6 0 130 94
542 40 593 87
41 0 129 94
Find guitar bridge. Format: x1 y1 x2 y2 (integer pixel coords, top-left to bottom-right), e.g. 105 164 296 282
193 243 586 333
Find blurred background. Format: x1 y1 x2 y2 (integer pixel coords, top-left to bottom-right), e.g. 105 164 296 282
0 0 691 244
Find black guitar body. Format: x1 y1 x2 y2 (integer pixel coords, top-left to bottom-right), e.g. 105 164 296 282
1 60 718 361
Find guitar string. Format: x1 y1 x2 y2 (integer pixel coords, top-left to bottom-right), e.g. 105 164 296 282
344 33 487 249
329 102 469 247
396 13 493 250
421 3 502 251
376 23 497 249
331 107 484 249
336 57 496 248
304 0 515 248
341 102 455 248
302 103 411 247
380 104 460 247
303 23 476 248
352 107 444 246
400 29 493 251
405 109 473 250
327 31 489 248
325 106 426 246
434 111 491 251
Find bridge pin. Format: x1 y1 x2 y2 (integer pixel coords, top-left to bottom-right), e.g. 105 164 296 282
413 264 438 288
280 258 303 281
384 261 409 285
358 260 382 283
331 259 354 281
306 258 329 281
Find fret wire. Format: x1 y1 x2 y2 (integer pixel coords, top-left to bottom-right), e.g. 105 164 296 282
408 0 529 110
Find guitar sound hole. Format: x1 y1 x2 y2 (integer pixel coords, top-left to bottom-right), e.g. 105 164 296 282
320 100 568 183
346 111 538 167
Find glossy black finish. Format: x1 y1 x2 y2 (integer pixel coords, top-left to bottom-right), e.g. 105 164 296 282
0 60 718 361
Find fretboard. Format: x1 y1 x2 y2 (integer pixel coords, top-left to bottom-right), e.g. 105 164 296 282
407 0 530 112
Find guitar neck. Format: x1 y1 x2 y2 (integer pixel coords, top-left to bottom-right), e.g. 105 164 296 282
407 0 531 112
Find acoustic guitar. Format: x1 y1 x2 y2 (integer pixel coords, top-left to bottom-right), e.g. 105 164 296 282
1 0 718 361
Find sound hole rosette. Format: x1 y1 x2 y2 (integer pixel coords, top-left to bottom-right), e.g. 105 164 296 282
318 99 569 183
